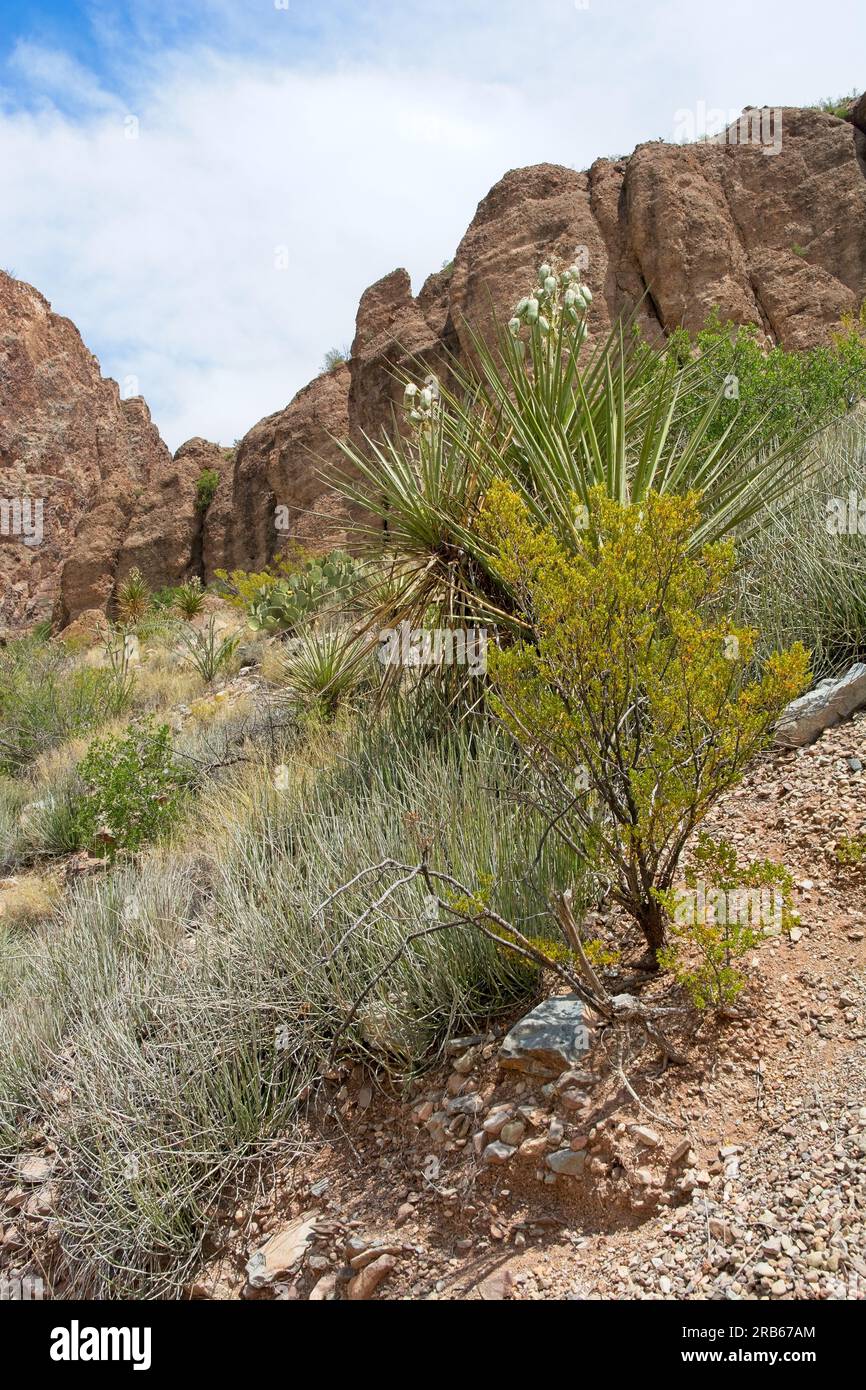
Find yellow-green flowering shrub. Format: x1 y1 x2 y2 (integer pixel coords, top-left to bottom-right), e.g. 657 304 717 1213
479 483 810 961
655 833 798 1008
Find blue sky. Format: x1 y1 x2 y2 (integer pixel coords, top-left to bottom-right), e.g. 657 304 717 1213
0 0 863 448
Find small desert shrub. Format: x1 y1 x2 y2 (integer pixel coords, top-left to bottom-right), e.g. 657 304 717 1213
213 565 277 609
813 91 858 119
669 312 866 447
76 718 186 858
176 617 240 684
656 834 798 1008
480 483 810 959
322 345 349 372
195 468 220 511
127 664 199 713
835 832 866 865
213 547 316 603
115 567 151 626
151 586 180 612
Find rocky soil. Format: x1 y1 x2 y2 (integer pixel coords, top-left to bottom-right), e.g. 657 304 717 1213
162 723 866 1298
2 697 866 1300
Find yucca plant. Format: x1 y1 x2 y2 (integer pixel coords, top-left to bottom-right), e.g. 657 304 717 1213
174 577 206 620
332 258 817 642
278 627 374 717
115 567 152 626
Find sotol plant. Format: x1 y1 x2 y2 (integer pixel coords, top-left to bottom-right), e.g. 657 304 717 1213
174 577 206 620
278 627 373 718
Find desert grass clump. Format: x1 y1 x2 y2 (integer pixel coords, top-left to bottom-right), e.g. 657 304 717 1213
0 873 60 930
0 640 133 774
0 712 578 1296
0 777 30 870
736 409 866 674
176 617 240 685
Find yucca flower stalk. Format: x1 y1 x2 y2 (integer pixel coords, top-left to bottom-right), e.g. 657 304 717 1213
331 257 816 652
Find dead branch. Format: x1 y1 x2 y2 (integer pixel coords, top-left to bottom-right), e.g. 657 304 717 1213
317 855 689 1068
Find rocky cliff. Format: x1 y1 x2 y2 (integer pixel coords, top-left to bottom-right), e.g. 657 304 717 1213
1 101 864 633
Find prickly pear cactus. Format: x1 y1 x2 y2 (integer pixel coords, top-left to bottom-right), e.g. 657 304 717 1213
246 551 361 633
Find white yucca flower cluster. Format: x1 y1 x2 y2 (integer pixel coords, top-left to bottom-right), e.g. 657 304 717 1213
403 372 441 427
508 260 592 345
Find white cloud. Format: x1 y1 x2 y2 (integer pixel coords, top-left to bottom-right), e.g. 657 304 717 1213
7 40 121 114
0 1 863 449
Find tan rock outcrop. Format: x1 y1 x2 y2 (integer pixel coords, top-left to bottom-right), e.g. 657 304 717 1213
202 361 368 579
0 271 172 632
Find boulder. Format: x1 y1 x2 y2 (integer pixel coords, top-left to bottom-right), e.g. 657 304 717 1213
774 663 866 747
847 92 866 136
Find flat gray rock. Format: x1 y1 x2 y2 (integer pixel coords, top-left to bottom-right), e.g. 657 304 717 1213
775 663 866 748
499 994 591 1077
546 1148 587 1176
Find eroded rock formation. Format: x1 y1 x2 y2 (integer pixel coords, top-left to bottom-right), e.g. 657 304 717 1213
1 101 864 632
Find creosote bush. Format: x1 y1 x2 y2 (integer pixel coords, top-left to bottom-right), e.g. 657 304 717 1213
480 482 810 960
